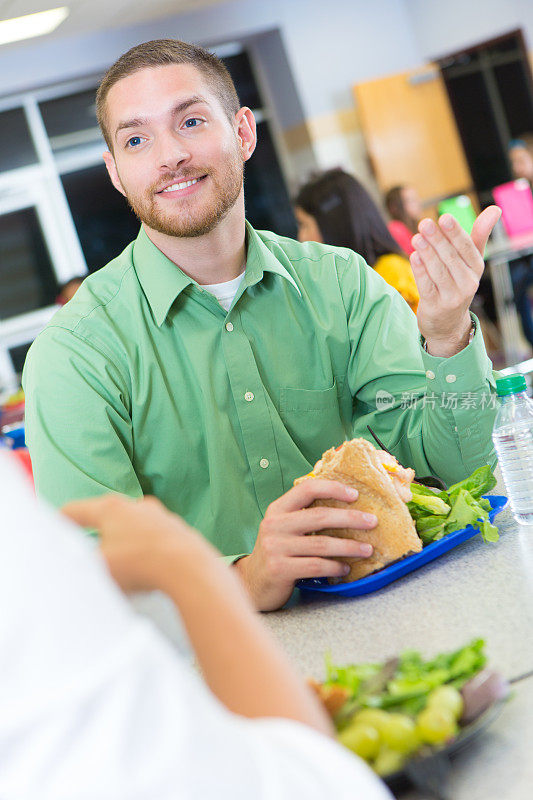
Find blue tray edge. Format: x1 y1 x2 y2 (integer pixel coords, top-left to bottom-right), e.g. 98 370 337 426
298 495 508 597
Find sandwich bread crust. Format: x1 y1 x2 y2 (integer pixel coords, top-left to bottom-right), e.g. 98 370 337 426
295 439 422 582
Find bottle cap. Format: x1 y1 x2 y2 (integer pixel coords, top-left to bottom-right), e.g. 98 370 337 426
496 374 527 397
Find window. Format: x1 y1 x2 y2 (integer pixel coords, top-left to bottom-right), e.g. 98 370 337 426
61 164 139 272
9 342 32 378
439 29 533 202
0 108 38 171
0 207 57 318
39 89 103 157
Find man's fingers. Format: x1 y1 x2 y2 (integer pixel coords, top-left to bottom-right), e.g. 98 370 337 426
410 251 438 299
290 533 373 558
270 478 359 514
284 505 377 536
470 205 501 256
435 214 484 280
416 221 468 275
291 557 354 581
412 232 455 297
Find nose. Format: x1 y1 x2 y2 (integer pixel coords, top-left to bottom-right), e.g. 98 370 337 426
155 130 191 171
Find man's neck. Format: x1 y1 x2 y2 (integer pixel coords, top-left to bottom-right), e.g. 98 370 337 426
142 196 246 285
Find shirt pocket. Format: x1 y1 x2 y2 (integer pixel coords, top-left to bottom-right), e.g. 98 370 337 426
278 380 347 463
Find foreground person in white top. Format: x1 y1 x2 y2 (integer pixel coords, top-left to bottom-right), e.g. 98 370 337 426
0 453 390 800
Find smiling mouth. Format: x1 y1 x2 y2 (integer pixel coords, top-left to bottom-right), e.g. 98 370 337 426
158 175 207 193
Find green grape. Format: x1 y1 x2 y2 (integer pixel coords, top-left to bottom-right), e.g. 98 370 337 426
338 723 380 760
373 746 406 776
380 713 419 754
352 708 390 733
427 685 463 720
416 706 457 745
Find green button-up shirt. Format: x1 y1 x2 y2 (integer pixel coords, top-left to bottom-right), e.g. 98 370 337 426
23 223 498 557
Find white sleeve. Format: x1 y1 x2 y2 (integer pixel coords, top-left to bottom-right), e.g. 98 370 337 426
0 453 391 800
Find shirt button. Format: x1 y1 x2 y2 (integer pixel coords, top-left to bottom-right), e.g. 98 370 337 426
259 458 270 469
425 370 435 380
446 374 457 383
244 391 254 402
225 322 234 332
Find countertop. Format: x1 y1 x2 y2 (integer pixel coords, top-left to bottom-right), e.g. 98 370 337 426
134 469 533 799
262 475 533 681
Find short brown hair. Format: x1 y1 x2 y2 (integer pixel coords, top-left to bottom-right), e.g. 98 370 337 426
96 39 241 150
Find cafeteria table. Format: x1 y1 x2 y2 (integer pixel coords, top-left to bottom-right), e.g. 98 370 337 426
133 468 533 799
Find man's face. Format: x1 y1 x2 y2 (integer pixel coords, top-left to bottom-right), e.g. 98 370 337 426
103 63 252 238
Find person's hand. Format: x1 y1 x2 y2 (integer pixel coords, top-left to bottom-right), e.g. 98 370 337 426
234 479 378 612
410 206 501 357
62 494 213 593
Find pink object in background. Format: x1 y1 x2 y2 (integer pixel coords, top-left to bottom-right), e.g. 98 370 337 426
493 179 533 237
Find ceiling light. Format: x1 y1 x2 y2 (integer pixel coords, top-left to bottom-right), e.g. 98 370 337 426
0 7 69 47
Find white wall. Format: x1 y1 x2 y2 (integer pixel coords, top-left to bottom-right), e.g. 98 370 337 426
404 0 533 60
0 0 421 119
1 0 528 189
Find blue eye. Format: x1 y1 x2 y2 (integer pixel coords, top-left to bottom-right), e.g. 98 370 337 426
127 136 143 148
184 118 202 128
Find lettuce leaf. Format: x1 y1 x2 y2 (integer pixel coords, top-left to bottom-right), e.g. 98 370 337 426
444 488 499 543
407 465 499 544
446 465 497 500
325 640 487 720
414 515 447 544
407 494 450 516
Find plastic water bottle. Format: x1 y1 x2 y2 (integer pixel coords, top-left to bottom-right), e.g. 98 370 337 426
492 374 533 524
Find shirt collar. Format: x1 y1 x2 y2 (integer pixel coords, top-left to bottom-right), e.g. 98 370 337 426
133 221 301 327
133 226 194 327
244 221 302 297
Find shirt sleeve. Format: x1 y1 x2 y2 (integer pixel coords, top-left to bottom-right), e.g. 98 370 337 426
337 252 498 485
0 453 391 800
22 324 143 507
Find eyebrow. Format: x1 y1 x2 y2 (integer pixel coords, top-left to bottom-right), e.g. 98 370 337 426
114 95 208 140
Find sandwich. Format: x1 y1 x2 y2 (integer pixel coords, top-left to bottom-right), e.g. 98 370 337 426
294 438 423 582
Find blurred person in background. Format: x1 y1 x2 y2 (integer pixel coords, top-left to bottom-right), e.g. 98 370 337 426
295 169 419 312
509 138 533 187
0 452 390 800
56 276 85 305
384 184 423 256
497 138 533 348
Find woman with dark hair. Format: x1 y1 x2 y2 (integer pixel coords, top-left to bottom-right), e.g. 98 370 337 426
295 169 419 312
384 185 423 256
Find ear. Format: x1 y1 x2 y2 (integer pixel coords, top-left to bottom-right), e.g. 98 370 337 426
102 150 127 198
234 107 257 162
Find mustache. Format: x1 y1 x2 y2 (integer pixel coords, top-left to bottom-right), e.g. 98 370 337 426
152 170 210 193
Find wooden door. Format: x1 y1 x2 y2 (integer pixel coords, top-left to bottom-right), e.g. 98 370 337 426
354 66 473 208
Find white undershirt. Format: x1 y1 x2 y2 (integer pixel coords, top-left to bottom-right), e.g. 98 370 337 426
202 271 245 311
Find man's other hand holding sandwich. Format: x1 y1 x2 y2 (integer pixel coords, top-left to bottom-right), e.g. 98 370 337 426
235 440 421 611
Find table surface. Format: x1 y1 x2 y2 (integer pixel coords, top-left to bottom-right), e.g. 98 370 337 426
262 474 533 682
135 468 533 800
485 230 533 263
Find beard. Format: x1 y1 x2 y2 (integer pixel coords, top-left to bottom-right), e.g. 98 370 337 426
121 145 245 238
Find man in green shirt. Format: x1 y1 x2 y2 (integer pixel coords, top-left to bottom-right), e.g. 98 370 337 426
23 39 501 611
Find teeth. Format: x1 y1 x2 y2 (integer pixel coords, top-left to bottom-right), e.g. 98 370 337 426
162 178 199 192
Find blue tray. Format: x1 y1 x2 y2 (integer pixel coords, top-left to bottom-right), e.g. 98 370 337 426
298 495 508 597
